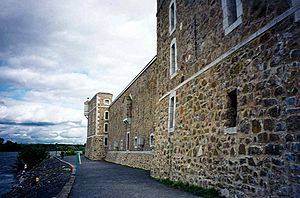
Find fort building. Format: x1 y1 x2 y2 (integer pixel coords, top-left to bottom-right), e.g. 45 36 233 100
85 0 300 197
84 92 112 160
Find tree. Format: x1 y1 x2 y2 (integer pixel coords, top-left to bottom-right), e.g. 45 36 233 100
0 138 4 144
15 145 49 171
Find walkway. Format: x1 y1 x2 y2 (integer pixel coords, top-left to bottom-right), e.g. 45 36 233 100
64 156 198 198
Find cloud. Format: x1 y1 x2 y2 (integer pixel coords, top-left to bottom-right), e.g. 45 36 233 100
0 0 156 144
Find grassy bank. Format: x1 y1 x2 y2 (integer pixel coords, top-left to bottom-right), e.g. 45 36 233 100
153 178 223 198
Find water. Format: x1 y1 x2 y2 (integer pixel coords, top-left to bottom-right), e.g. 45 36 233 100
0 152 18 196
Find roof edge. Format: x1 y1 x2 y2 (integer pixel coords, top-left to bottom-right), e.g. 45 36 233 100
110 55 157 106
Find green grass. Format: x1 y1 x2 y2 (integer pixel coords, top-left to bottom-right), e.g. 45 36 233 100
153 178 223 198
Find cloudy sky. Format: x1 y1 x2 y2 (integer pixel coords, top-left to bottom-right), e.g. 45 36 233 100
0 0 157 144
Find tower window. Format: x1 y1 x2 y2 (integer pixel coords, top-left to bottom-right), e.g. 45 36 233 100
104 99 110 105
104 137 108 146
104 123 108 132
222 0 243 35
227 89 237 127
168 91 176 132
104 111 109 120
169 0 176 34
170 38 177 78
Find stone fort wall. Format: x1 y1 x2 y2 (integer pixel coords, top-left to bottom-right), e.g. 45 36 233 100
105 57 157 169
85 0 300 197
152 0 300 197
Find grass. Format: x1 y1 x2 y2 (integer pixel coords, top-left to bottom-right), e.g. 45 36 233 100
153 178 223 198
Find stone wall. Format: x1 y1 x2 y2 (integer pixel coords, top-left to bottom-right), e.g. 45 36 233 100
108 57 158 152
105 151 153 170
152 0 300 197
84 1 299 196
85 136 106 160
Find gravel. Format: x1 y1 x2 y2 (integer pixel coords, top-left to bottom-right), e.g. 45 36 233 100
2 157 71 198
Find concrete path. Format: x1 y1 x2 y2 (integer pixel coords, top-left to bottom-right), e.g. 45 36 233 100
64 156 198 198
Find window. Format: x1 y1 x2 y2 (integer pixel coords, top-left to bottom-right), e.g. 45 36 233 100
292 0 300 22
227 89 237 128
134 136 138 148
170 38 177 78
169 0 176 34
126 132 130 150
168 91 176 132
150 133 155 147
104 99 110 105
104 123 108 132
104 137 108 146
222 0 243 35
104 111 109 120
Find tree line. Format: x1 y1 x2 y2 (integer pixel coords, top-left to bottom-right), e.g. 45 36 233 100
0 137 85 152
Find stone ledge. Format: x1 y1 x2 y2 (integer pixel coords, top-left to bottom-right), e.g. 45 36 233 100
107 150 154 155
54 157 76 198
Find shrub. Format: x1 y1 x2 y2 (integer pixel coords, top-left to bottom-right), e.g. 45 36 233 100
15 145 50 171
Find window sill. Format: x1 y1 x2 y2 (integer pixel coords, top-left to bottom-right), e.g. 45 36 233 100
170 72 177 79
169 27 176 36
224 127 237 134
224 17 242 35
168 129 175 134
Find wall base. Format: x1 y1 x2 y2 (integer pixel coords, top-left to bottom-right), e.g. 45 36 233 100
85 136 106 160
105 151 153 170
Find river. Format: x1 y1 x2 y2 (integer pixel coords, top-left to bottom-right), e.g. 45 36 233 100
0 152 18 196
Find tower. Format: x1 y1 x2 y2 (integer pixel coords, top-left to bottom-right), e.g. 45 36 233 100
84 92 112 160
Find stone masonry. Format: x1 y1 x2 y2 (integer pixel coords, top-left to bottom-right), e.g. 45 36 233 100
85 92 112 160
85 1 300 197
105 57 157 170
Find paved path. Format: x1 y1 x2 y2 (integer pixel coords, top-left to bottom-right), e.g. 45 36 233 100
64 156 198 198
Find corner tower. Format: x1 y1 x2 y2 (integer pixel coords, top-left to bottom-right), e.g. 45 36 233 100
84 92 113 160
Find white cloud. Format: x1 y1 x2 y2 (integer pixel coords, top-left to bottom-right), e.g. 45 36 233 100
0 0 156 144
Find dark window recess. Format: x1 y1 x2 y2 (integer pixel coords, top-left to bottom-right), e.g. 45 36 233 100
227 89 237 127
104 137 108 146
171 43 176 74
180 76 185 83
105 112 109 119
169 96 175 128
170 3 175 30
127 133 130 150
227 0 237 25
104 123 108 132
